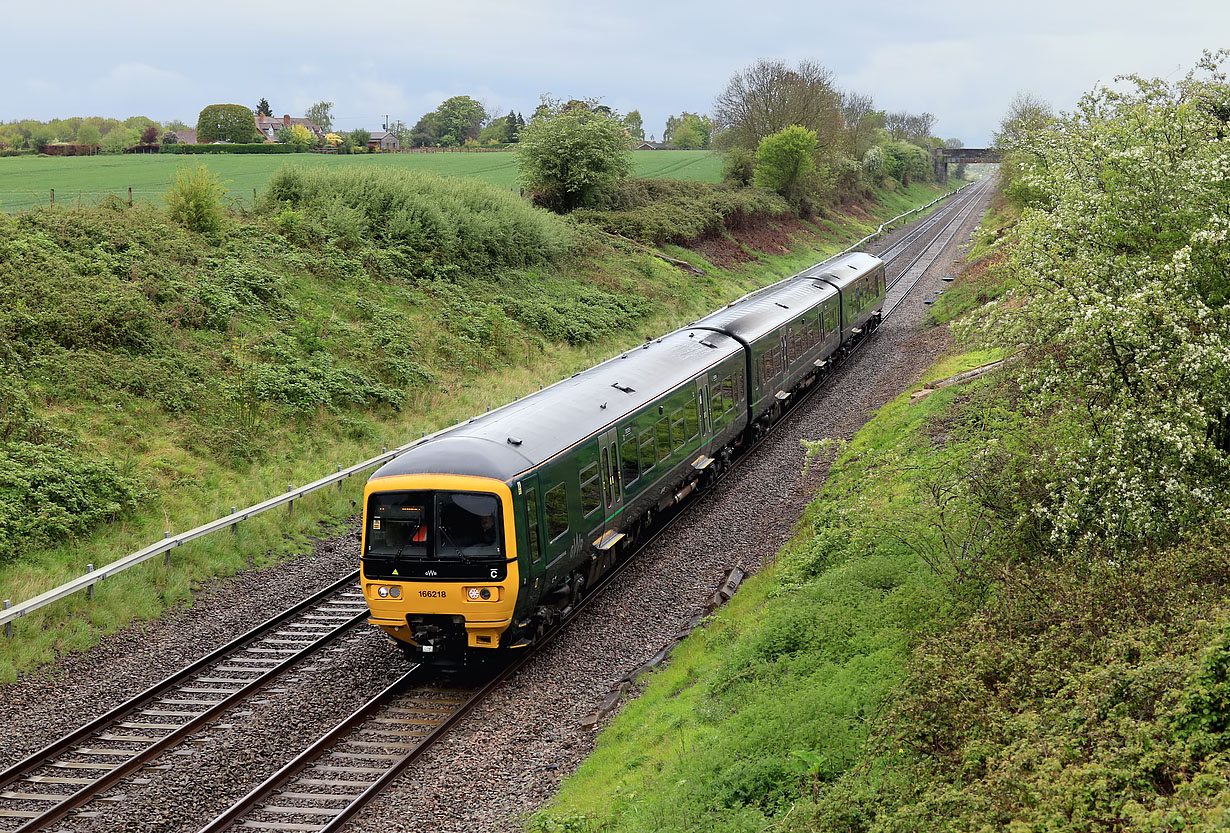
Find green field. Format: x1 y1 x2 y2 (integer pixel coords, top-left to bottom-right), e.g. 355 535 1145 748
0 150 723 212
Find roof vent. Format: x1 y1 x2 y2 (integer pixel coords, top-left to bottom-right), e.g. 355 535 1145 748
507 436 523 446
775 302 789 309
699 338 719 349
611 382 635 393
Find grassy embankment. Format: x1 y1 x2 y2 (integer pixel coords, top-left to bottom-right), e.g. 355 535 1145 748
0 161 956 682
0 150 724 213
530 173 1230 831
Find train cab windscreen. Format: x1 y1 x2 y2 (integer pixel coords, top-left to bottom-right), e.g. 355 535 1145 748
364 491 507 581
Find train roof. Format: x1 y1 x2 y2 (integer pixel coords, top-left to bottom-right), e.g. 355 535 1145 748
371 328 743 483
797 251 882 289
688 273 839 344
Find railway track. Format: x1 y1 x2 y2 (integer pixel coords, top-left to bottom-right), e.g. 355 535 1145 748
190 177 992 833
2 178 991 833
0 573 370 833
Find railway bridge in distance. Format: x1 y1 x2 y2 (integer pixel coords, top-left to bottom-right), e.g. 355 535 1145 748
933 147 1001 183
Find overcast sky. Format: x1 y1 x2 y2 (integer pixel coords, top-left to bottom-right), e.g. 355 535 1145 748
4 0 1226 145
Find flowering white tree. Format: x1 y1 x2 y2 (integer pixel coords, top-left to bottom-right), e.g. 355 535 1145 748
964 52 1230 555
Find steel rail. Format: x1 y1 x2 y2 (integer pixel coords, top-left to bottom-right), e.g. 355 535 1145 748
0 571 368 833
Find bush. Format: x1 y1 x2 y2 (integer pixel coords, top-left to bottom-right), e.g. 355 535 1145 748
516 105 632 212
197 103 259 144
258 166 573 269
754 126 818 203
164 164 226 234
722 147 757 187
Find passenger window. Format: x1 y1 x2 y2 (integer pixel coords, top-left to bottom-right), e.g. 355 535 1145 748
620 437 639 486
639 428 656 474
580 463 601 517
723 378 735 413
656 417 671 462
710 381 725 424
671 408 686 451
524 487 542 563
684 393 700 439
545 483 569 542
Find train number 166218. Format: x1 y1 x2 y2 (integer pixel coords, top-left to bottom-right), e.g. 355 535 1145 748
418 590 446 598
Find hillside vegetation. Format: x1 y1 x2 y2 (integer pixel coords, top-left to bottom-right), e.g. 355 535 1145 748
530 59 1230 832
0 159 954 679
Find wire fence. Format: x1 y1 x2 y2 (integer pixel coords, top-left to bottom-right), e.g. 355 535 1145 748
0 177 980 638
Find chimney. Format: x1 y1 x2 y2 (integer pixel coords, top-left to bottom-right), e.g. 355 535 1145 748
283 114 290 126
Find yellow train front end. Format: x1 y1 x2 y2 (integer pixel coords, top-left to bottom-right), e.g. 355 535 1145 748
360 474 520 655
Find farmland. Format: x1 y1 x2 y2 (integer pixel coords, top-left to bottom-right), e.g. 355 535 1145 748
0 149 723 212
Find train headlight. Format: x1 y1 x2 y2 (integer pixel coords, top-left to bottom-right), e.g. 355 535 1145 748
377 585 389 598
479 588 492 600
467 587 481 600
389 586 402 599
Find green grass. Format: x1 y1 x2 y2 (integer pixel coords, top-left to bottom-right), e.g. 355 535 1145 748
529 351 996 833
0 150 722 213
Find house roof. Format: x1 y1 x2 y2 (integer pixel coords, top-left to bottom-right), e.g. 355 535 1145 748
165 128 197 144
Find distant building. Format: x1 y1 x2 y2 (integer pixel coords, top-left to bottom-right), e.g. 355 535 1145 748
367 131 400 151
254 114 325 143
634 140 673 150
162 128 198 145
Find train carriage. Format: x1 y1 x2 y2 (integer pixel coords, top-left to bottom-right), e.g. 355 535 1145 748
361 329 746 656
799 252 886 342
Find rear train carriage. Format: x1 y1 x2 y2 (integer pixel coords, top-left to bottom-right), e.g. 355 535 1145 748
690 277 843 432
799 252 886 342
361 329 746 656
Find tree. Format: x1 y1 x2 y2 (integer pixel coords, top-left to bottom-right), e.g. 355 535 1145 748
76 124 101 147
164 164 225 234
754 125 817 201
140 125 159 145
409 112 443 147
622 110 645 140
502 110 525 143
516 102 632 212
100 127 137 154
165 119 189 131
841 91 881 158
434 95 487 146
197 104 258 144
305 101 334 132
664 112 714 147
324 132 343 147
288 124 315 150
714 59 843 151
993 91 1054 150
349 128 371 152
479 116 509 145
256 98 273 117
885 111 936 144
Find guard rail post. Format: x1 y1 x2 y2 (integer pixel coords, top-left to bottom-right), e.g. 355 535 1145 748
87 564 95 600
164 531 171 567
4 601 10 639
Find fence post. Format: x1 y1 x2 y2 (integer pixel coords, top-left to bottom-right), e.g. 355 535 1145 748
50 188 54 206
4 600 10 639
128 187 132 207
164 531 171 566
87 564 95 600
231 506 238 533
288 484 294 515
337 465 343 492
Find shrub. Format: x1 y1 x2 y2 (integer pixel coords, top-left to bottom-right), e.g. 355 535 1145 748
754 126 818 202
164 164 226 234
516 105 632 212
722 147 757 187
197 103 259 144
258 166 573 269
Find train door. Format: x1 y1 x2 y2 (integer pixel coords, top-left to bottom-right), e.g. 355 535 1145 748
594 427 624 552
517 474 545 593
